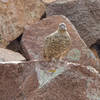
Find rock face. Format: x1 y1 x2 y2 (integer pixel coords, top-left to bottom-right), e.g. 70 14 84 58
0 48 25 61
1 60 100 100
46 0 100 47
0 0 45 47
21 15 99 71
0 61 38 100
23 61 100 100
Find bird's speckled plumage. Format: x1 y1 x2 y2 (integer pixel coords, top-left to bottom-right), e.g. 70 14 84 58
43 23 71 61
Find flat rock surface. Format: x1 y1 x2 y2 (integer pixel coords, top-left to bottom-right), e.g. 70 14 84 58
0 48 25 61
0 0 45 47
46 0 100 47
0 61 38 100
21 15 99 71
23 61 100 100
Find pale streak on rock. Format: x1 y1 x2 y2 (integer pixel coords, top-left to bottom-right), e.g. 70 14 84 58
67 48 81 61
1 0 8 3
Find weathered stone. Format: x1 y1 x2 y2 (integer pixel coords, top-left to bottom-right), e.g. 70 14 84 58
0 61 38 100
0 0 45 47
22 61 100 100
46 0 100 47
21 15 100 71
18 69 39 99
0 48 25 61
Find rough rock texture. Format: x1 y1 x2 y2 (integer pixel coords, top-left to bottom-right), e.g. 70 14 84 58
0 61 38 100
21 15 100 71
46 0 100 47
22 61 100 100
0 0 45 47
0 48 25 61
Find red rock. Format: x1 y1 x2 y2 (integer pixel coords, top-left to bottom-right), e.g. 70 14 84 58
0 61 38 100
21 15 100 71
46 0 100 47
18 69 39 99
23 61 100 100
0 0 45 47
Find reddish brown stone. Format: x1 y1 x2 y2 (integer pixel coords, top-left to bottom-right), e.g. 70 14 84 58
18 70 39 99
21 15 100 71
25 61 100 100
0 0 45 47
0 61 38 100
46 0 100 47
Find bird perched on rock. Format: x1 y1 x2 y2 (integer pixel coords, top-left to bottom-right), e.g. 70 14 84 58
43 23 71 62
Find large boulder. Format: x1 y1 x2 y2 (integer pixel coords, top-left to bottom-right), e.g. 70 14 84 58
46 0 100 47
0 0 45 47
0 61 38 100
21 15 100 71
19 61 100 100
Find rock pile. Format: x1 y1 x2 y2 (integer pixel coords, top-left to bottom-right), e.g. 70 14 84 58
0 0 100 100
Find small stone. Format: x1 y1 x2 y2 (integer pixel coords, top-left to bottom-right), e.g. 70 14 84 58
0 48 25 61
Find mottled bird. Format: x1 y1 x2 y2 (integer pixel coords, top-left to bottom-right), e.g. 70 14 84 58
43 23 71 62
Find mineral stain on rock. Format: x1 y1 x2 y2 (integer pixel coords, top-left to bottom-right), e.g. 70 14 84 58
35 63 66 88
67 48 81 61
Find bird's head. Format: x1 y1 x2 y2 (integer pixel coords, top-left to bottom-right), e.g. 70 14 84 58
58 23 67 32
